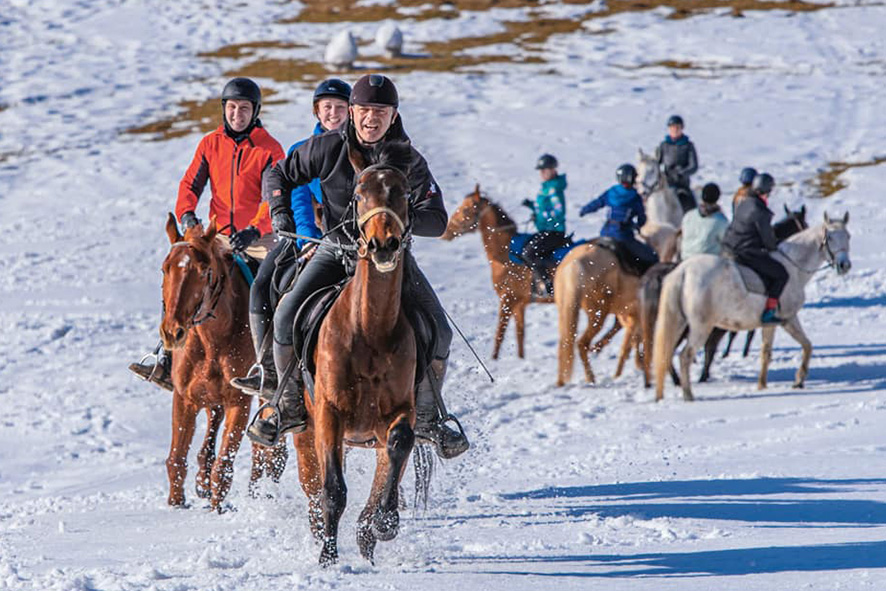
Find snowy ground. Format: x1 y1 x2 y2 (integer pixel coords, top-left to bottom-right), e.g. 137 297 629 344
2 1 886 589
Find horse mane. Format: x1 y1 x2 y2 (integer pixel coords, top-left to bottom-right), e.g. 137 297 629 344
370 141 413 175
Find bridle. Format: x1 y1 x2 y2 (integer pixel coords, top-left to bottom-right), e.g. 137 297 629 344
639 164 663 197
350 164 412 260
166 242 227 327
780 226 844 274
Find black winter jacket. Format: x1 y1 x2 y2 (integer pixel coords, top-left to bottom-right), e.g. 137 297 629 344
655 135 698 188
721 194 778 256
264 116 447 241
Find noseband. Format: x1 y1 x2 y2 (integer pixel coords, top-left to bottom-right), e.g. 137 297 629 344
353 164 411 259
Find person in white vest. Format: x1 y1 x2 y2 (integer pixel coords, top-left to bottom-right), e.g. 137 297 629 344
680 183 729 259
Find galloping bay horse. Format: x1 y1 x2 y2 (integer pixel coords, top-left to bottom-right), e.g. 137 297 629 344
160 215 286 511
294 142 421 566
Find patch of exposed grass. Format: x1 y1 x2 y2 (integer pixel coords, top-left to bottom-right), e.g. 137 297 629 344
198 41 306 60
807 156 886 198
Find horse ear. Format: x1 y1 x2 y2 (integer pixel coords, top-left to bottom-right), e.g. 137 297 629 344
801 205 807 215
637 147 645 160
823 211 831 224
784 204 790 215
205 216 218 242
166 212 182 244
842 211 849 225
472 183 481 201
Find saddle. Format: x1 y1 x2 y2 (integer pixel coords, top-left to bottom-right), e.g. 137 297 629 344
291 276 437 401
723 254 767 295
590 237 651 277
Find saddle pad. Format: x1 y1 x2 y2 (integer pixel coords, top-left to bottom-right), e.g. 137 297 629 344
508 234 588 266
736 264 767 295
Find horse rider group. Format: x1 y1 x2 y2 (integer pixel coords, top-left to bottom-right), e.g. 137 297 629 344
130 74 469 461
522 115 788 324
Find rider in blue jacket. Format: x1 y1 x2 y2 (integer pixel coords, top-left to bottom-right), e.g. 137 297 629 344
232 78 351 397
580 163 658 272
520 153 571 293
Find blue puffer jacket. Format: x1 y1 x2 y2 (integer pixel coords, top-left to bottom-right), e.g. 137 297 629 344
579 184 647 242
287 122 325 249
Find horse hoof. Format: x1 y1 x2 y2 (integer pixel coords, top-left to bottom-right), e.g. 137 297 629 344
195 485 211 500
372 510 399 542
792 382 805 389
319 548 338 568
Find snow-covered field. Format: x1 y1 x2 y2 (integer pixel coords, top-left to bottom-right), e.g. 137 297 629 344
2 1 886 589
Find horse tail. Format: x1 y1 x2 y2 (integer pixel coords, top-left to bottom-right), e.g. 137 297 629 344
653 263 687 401
555 252 583 386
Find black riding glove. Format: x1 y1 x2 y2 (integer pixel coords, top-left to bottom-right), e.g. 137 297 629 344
521 198 536 211
180 211 200 230
271 213 296 238
230 226 261 252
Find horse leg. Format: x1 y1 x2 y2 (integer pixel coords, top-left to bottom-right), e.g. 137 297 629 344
492 298 514 360
743 330 755 357
758 326 776 390
166 394 198 507
722 330 737 357
209 401 250 512
358 414 415 563
590 318 621 354
294 428 324 543
316 406 346 567
614 317 635 379
700 328 726 383
780 316 812 388
577 311 605 385
514 303 526 359
678 342 695 402
196 406 223 500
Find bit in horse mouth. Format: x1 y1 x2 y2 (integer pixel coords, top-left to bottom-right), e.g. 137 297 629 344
371 254 399 273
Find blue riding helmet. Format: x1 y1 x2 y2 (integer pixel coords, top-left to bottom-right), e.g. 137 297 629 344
739 167 757 186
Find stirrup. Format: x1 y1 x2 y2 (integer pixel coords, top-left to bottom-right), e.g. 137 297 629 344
231 362 270 397
247 401 284 447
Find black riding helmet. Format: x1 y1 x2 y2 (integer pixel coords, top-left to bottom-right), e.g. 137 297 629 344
752 172 775 196
350 74 399 108
739 167 757 186
667 114 684 127
221 77 262 122
616 163 637 186
535 154 558 170
313 78 352 104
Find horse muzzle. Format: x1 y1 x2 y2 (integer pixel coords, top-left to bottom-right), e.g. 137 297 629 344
365 236 403 273
836 256 851 275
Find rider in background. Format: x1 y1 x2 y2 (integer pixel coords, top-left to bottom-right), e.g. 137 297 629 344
129 77 285 391
655 114 698 213
232 78 351 398
520 153 570 293
721 173 789 324
680 182 729 259
248 74 469 459
579 163 658 272
732 166 757 211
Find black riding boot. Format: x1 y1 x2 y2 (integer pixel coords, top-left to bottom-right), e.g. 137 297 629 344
128 342 173 392
246 341 308 447
231 313 278 398
414 358 470 459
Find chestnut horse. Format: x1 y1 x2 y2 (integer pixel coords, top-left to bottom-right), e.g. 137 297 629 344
160 215 286 511
554 243 644 386
294 142 419 566
442 186 621 360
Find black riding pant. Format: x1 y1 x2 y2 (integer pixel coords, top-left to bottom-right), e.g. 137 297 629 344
272 244 452 359
249 240 299 356
521 231 571 273
670 183 697 213
622 236 659 268
736 251 789 299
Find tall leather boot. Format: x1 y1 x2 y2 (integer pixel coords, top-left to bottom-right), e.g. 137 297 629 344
231 313 278 398
247 341 308 447
414 357 470 459
128 342 173 392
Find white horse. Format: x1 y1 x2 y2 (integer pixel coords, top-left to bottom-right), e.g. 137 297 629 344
636 148 684 229
653 212 851 401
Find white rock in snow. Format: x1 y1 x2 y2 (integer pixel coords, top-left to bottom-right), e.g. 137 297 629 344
375 22 403 57
325 30 358 69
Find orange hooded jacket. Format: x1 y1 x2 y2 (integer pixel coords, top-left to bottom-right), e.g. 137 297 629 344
176 124 285 236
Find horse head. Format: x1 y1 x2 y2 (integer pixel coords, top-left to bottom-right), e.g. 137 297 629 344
160 213 224 349
823 211 851 275
441 184 487 240
636 147 661 196
774 204 808 241
349 140 411 274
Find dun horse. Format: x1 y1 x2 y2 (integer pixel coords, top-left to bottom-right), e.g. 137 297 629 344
294 143 420 566
160 215 286 511
653 213 851 401
555 243 644 386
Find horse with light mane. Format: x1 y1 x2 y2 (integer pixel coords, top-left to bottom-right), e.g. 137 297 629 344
653 212 851 401
159 215 286 511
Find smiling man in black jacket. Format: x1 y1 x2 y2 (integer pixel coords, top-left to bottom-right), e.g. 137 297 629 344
247 74 469 459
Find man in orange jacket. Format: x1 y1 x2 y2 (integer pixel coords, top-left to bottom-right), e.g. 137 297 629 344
129 77 285 391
